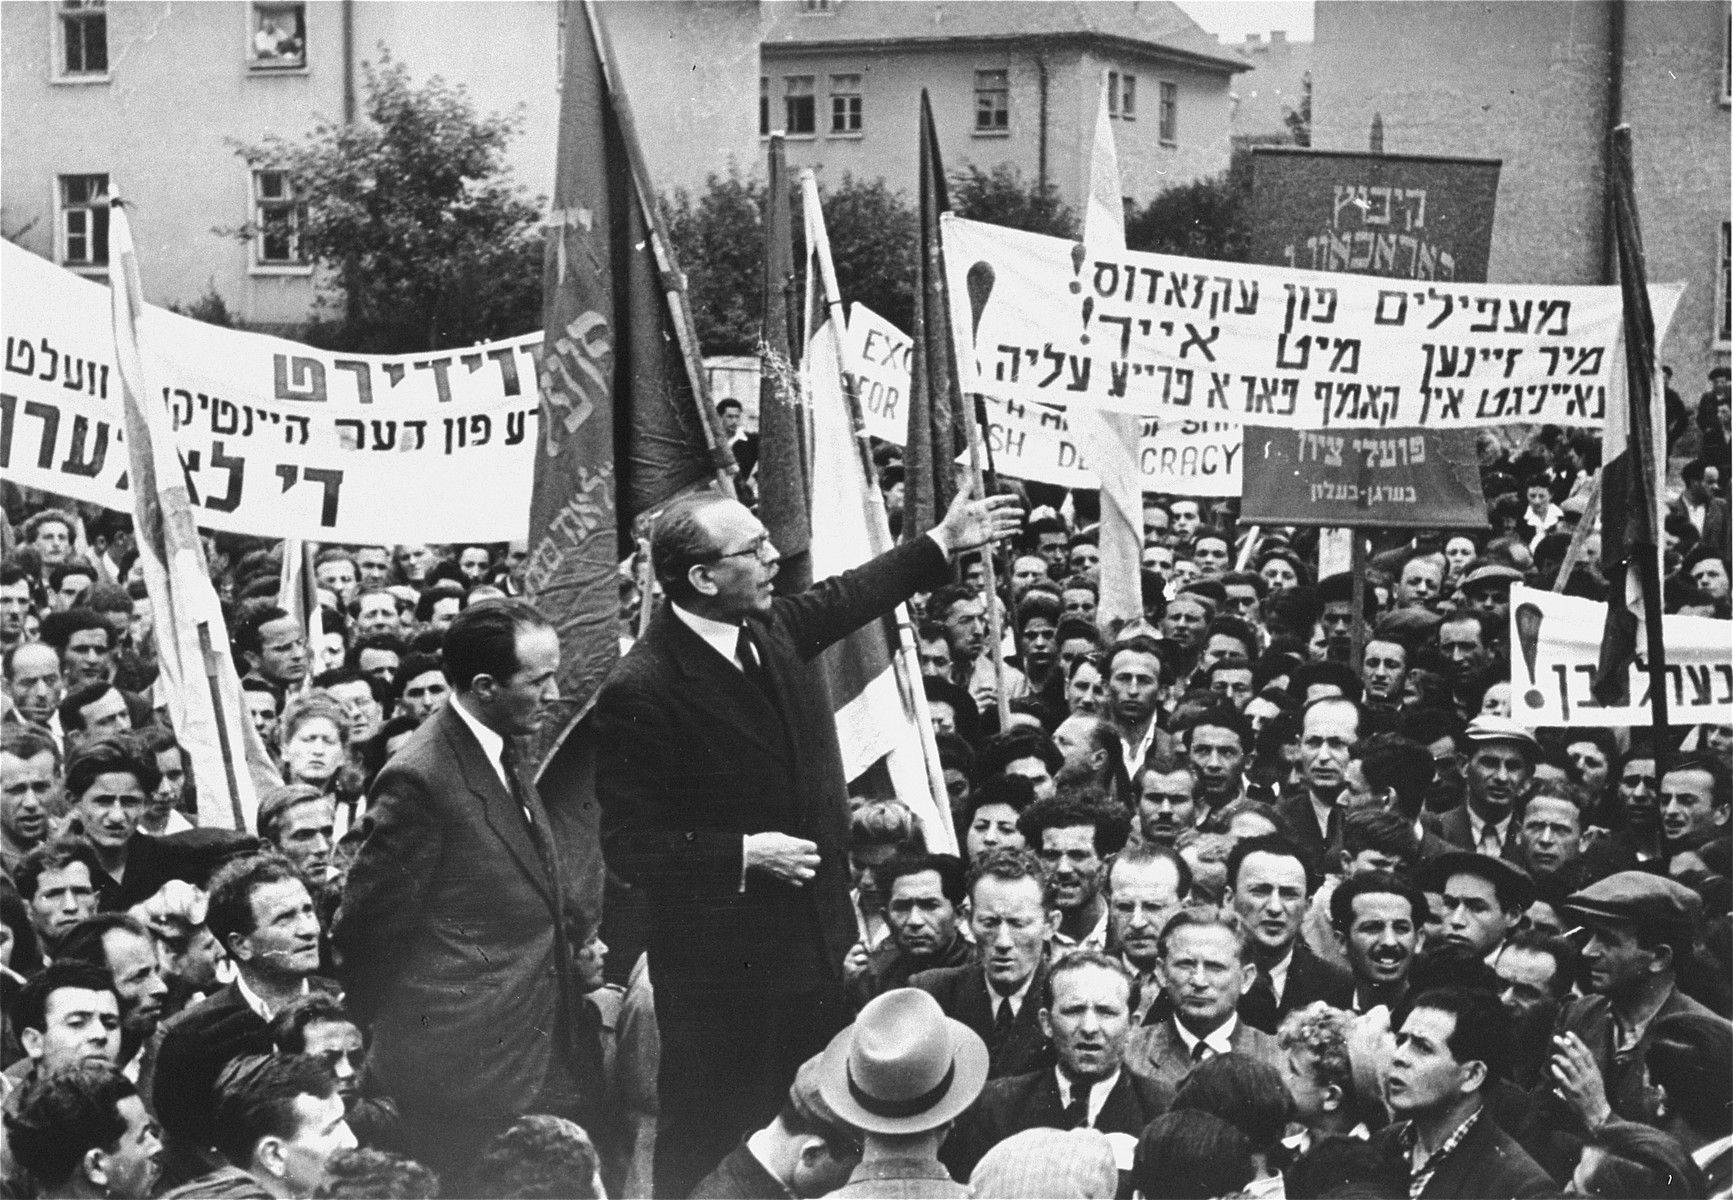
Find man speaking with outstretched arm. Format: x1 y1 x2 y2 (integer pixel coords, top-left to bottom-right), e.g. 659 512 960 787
596 485 1019 1198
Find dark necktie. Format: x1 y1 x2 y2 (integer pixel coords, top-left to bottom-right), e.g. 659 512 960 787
992 997 1015 1045
1061 1079 1092 1128
736 626 776 705
498 740 543 846
1241 965 1279 1033
1191 1038 1214 1064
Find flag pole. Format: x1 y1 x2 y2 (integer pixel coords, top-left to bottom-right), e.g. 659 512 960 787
578 0 737 501
800 171 955 839
964 406 1012 730
197 622 247 830
1608 124 1670 774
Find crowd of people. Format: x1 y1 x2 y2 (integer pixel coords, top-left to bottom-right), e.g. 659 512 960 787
0 393 1729 1200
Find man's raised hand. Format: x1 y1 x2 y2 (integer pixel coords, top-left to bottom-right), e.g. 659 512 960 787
933 490 1023 557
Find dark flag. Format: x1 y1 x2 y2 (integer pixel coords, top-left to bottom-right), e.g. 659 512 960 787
904 89 971 542
756 132 813 593
529 0 732 915
1593 125 1663 711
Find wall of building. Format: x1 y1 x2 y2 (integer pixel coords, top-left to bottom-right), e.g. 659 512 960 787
1 0 759 329
1312 0 1729 391
763 40 1233 214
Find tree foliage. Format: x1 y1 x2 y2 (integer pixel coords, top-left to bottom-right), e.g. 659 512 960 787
948 164 1077 239
231 51 543 352
1125 144 1261 262
664 170 918 355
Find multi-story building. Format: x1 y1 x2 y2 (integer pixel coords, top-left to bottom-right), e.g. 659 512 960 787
1312 0 1730 393
759 0 1248 217
1229 30 1311 144
1 0 759 330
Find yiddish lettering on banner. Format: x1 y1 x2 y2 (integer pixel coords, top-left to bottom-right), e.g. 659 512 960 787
940 216 1682 430
1508 585 1733 728
844 303 1238 496
1 242 537 543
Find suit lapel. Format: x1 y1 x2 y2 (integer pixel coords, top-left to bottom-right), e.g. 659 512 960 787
655 607 792 767
441 708 556 909
1029 1071 1065 1128
1095 1072 1138 1132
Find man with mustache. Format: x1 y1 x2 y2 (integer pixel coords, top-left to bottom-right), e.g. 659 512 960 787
1328 871 1427 1015
1432 716 1537 859
1019 792 1130 950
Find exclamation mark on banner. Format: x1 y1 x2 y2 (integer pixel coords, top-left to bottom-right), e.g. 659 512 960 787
1080 296 1094 346
1069 243 1087 293
966 261 997 341
1514 602 1545 710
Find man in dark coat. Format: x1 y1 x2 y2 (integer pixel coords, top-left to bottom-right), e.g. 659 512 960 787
941 951 1172 1182
334 600 596 1188
595 488 1019 1198
1368 986 1554 1198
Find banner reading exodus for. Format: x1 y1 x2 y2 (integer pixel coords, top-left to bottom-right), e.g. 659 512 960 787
845 303 1238 496
941 214 1641 430
1509 585 1733 727
2 242 537 544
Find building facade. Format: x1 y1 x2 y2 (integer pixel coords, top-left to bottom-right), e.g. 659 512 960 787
1312 0 1731 394
759 0 1248 216
1 0 760 329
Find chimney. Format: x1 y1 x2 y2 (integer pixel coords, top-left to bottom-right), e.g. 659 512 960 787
1270 30 1287 45
1244 32 1262 44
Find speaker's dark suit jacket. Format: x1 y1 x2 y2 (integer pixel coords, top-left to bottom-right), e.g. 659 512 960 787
334 702 583 1126
1275 791 1341 878
595 534 950 1197
1367 1108 1555 1198
909 958 1056 1080
940 1066 1174 1181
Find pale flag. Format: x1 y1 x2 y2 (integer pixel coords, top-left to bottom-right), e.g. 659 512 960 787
801 173 957 854
110 197 276 829
1076 76 1145 625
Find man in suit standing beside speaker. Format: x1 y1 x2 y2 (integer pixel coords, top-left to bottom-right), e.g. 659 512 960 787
334 600 595 1189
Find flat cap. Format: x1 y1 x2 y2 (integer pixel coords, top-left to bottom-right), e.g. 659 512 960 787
1564 871 1703 936
1423 851 1537 912
1462 563 1524 590
1462 715 1541 757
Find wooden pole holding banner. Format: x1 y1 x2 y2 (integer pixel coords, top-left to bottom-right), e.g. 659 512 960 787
197 622 247 831
802 170 957 839
965 411 1012 731
1608 125 1671 779
578 0 737 502
1348 536 1367 674
1551 475 1602 593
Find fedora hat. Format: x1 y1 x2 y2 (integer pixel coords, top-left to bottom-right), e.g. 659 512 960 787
818 988 989 1135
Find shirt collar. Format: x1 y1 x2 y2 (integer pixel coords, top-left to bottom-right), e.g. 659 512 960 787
234 973 310 1022
671 601 745 666
1054 1066 1120 1126
450 693 509 791
1174 1012 1238 1057
986 966 1037 1015
1266 945 1295 1004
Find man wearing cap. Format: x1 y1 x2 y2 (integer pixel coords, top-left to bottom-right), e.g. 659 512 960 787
690 1053 864 1199
1554 871 1730 1123
940 951 1175 1181
1433 716 1536 858
1424 851 1534 959
818 988 988 1198
1458 564 1521 632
